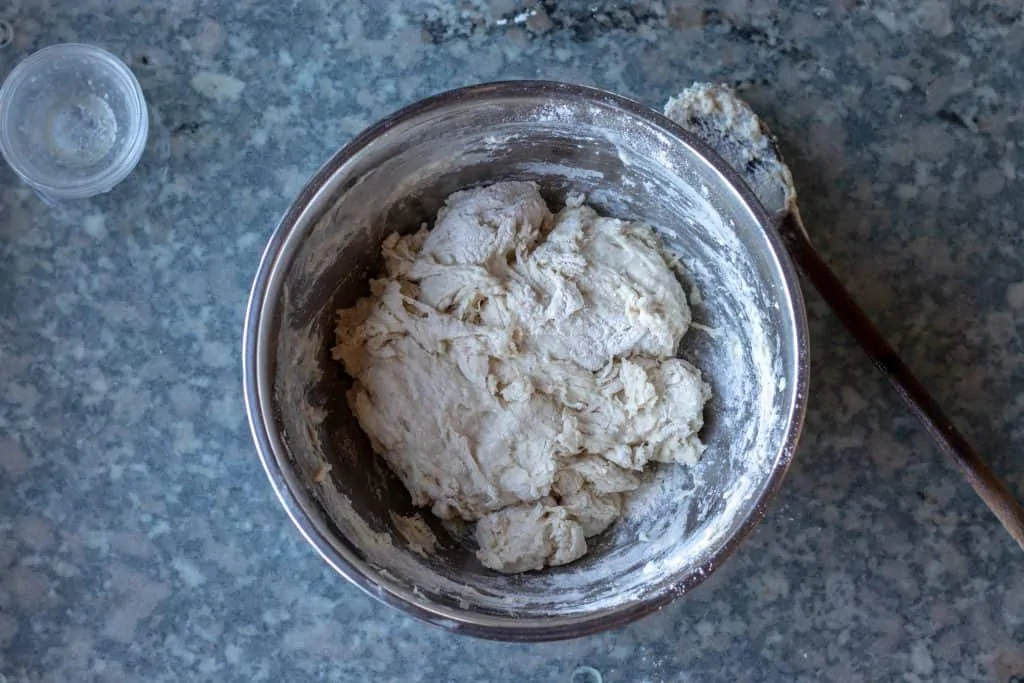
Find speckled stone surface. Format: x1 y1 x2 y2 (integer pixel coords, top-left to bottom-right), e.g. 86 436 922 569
1 1 1023 680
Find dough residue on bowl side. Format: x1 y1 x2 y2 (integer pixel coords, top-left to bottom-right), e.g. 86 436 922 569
332 181 711 573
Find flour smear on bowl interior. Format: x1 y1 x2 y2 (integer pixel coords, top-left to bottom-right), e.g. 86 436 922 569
332 181 711 573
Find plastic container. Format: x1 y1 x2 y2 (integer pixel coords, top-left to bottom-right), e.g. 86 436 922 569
0 43 148 201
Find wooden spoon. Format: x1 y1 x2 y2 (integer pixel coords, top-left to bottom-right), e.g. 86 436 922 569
665 83 1024 551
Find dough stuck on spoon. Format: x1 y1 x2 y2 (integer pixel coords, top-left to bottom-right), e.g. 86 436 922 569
664 82 796 222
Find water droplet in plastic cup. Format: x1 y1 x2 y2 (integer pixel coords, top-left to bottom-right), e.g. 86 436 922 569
46 93 118 167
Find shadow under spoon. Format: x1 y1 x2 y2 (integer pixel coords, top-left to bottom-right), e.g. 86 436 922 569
665 83 1024 551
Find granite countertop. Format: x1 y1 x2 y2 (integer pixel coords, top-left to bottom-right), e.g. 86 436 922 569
2 1 1023 680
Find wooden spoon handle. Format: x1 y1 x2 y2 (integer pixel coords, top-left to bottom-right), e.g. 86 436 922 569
778 211 1024 551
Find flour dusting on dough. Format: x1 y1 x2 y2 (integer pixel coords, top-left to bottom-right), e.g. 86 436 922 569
332 182 711 573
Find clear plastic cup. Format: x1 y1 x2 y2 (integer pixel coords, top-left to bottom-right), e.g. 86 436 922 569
0 43 148 201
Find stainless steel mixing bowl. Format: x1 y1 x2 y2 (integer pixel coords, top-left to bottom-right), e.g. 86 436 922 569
242 81 809 641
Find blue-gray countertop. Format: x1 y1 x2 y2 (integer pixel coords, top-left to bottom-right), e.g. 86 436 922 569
1 1 1022 681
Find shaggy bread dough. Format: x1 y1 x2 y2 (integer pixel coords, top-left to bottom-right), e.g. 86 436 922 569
333 182 711 573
